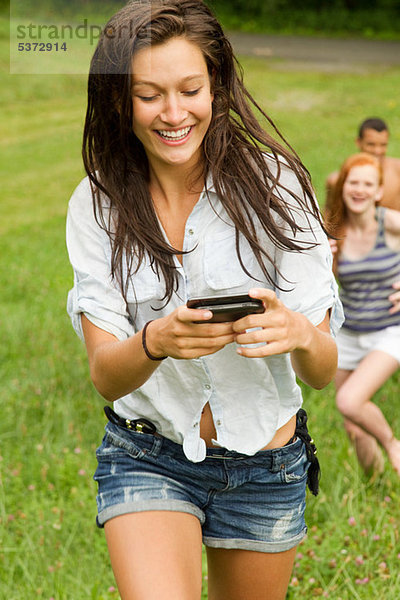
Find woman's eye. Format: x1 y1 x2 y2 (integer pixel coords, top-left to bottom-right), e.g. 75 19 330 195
138 95 157 102
183 88 201 96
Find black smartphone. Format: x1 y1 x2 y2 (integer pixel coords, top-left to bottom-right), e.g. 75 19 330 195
187 293 264 323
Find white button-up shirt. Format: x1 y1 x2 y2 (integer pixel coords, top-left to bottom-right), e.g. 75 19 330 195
66 164 343 462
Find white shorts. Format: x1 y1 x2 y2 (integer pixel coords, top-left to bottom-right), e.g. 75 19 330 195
337 325 400 371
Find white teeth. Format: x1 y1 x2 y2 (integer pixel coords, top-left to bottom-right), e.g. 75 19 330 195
157 126 192 140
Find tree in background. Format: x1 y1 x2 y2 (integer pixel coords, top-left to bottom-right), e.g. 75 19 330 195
207 0 400 36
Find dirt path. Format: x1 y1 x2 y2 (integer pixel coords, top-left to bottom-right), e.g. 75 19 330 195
228 32 400 72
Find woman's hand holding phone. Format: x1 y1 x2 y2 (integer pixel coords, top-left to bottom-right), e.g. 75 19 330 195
144 305 236 360
146 288 314 361
233 288 312 358
233 288 336 389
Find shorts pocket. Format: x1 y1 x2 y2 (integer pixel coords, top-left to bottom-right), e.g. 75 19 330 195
280 443 309 484
96 427 150 462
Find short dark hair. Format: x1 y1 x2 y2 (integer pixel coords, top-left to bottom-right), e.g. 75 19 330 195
358 117 389 138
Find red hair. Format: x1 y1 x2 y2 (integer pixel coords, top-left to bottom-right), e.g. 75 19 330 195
325 153 383 274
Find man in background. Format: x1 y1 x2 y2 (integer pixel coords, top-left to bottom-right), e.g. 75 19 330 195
325 117 400 211
325 116 400 319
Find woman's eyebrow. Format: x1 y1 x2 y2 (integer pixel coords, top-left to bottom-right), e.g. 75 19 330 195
132 74 206 87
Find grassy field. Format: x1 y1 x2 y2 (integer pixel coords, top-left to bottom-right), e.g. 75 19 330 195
1 13 400 599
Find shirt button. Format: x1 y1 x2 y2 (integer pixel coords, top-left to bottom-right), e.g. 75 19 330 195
188 228 194 235
216 420 222 426
193 422 199 428
204 384 211 390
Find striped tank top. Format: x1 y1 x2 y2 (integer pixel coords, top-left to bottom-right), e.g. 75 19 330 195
337 207 400 333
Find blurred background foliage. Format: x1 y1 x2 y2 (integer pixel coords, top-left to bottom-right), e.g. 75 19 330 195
3 0 400 38
207 0 400 38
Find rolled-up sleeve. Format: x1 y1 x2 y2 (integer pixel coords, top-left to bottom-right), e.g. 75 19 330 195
272 166 344 337
66 178 134 342
276 227 343 336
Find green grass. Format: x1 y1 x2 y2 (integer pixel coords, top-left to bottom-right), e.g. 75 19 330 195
1 14 400 598
240 57 400 201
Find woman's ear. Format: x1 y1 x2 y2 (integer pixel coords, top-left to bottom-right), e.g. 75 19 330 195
375 185 384 203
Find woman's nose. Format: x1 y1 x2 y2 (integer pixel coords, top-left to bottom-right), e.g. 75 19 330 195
160 94 187 125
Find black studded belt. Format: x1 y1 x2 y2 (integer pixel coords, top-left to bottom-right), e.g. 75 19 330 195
104 405 157 435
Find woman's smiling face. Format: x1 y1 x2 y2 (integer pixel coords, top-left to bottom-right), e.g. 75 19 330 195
131 37 214 173
342 164 382 215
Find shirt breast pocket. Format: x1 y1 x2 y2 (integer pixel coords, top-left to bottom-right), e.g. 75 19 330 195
127 265 159 303
125 262 165 327
204 230 256 291
104 244 160 305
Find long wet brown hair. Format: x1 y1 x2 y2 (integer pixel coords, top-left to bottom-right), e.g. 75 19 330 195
324 152 383 274
83 0 325 305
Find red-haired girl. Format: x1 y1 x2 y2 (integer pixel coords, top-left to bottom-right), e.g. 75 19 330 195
327 152 400 476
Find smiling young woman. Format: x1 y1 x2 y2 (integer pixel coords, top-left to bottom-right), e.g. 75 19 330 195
66 1 343 599
326 152 400 478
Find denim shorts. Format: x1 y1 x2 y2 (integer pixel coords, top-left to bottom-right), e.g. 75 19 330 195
93 421 310 553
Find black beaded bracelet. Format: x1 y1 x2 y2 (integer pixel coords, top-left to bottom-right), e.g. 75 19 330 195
142 320 167 361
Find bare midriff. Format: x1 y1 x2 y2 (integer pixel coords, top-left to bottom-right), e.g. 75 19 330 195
200 402 296 450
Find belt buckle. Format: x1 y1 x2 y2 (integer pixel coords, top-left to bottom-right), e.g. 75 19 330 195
134 421 146 434
126 418 156 435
